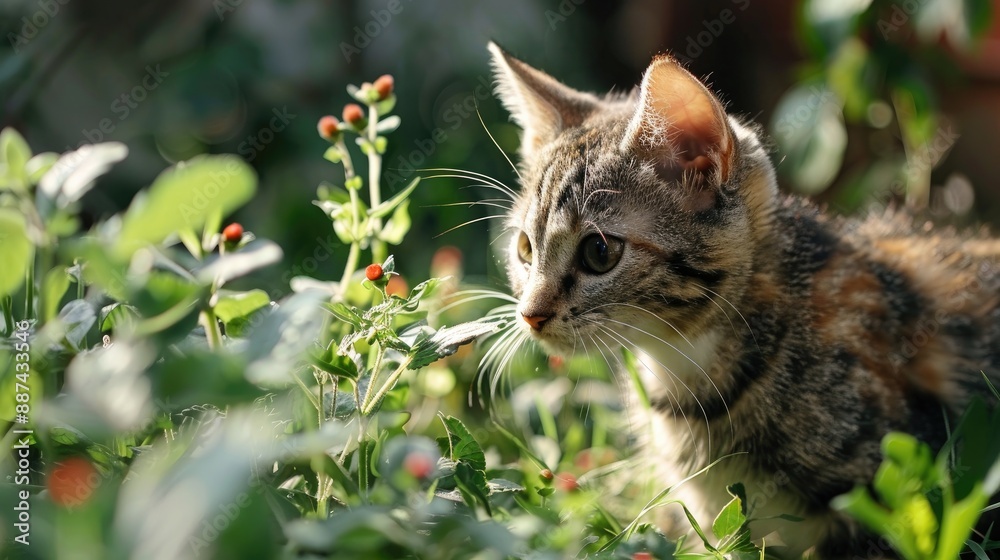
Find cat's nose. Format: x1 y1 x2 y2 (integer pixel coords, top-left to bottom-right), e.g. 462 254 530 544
521 312 552 331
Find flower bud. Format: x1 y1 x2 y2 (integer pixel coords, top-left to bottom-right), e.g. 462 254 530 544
317 115 340 140
373 74 394 100
342 103 365 127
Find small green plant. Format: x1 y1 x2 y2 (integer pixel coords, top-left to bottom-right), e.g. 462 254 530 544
834 395 1000 559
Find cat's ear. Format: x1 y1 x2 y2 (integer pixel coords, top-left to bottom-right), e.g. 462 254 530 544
488 42 598 160
622 55 735 204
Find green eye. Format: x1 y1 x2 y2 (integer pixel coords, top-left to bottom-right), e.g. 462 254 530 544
580 234 624 274
517 231 533 265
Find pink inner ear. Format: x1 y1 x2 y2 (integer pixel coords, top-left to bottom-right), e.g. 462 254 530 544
631 57 733 181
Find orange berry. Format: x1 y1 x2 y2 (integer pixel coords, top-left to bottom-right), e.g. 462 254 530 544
48 457 98 507
632 553 654 560
373 74 394 99
222 223 243 243
342 103 365 125
365 264 384 281
540 468 554 481
317 115 340 140
386 274 408 297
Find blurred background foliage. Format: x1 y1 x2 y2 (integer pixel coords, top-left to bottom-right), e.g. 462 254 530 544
2 0 1000 558
2 0 999 289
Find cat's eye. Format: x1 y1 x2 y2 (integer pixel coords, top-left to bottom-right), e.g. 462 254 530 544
517 231 533 265
579 234 624 274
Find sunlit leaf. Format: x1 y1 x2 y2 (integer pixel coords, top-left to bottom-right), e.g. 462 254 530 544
196 240 282 286
42 266 71 322
0 127 31 190
408 317 508 369
116 156 255 258
0 209 32 298
213 289 271 323
38 142 128 208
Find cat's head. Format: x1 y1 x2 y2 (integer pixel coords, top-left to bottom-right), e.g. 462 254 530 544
489 42 778 357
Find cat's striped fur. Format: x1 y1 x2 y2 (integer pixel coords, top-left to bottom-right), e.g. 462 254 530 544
488 42 1000 558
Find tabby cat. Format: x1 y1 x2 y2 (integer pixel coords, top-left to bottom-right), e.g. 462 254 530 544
486 42 1000 558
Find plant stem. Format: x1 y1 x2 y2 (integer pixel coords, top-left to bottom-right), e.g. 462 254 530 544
367 104 387 264
315 368 330 517
201 308 223 350
360 355 412 416
360 345 385 413
338 242 361 299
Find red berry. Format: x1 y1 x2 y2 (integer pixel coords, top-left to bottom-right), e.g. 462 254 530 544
632 553 654 560
403 452 434 480
222 223 243 243
317 115 340 140
365 264 384 281
556 473 579 492
373 74 394 99
342 103 365 125
48 457 98 508
539 468 554 481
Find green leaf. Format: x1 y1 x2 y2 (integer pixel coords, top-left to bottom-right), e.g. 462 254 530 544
196 240 282 286
213 289 271 323
41 266 71 322
323 302 366 329
408 317 508 369
313 346 364 380
57 299 96 351
713 483 748 539
25 152 58 185
487 478 524 495
323 146 343 164
368 177 419 219
770 82 846 195
70 238 129 301
38 143 128 208
375 95 396 115
379 200 410 245
0 209 32 298
115 155 256 258
152 349 264 408
178 228 202 259
244 290 327 386
375 115 400 134
99 302 138 332
0 127 31 190
439 414 486 472
454 460 492 514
